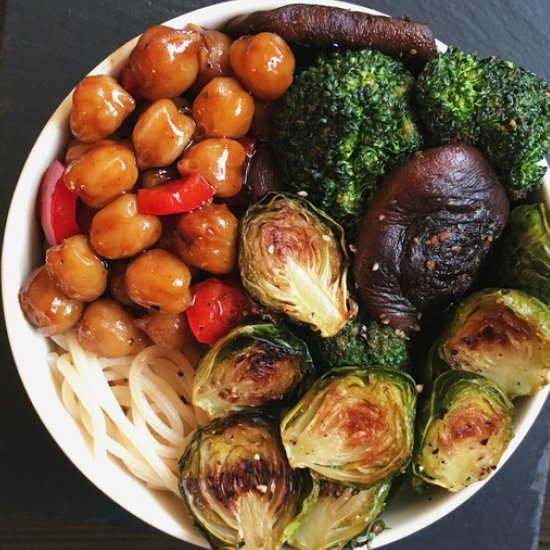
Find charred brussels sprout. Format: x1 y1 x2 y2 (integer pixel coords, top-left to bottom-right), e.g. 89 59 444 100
413 370 514 492
280 367 416 487
179 413 301 550
239 194 354 337
286 478 390 550
193 323 313 420
438 289 550 399
491 204 550 304
303 312 409 371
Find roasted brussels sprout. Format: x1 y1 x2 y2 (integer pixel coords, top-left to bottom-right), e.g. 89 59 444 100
302 311 409 372
239 194 354 337
286 478 390 550
179 413 301 550
413 370 514 492
192 323 313 420
280 367 416 487
491 204 550 304
437 289 550 399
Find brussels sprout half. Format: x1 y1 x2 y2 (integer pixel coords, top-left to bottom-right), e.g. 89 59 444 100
438 288 550 398
286 478 390 550
192 323 313 420
280 367 416 488
413 370 514 492
179 413 301 550
239 194 355 337
492 203 550 304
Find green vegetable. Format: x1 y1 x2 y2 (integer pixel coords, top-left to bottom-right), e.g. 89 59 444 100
280 367 416 488
437 288 550 399
478 57 550 199
179 413 300 550
415 47 484 143
413 370 514 492
192 323 313 420
239 194 354 337
286 478 390 550
302 312 409 371
415 48 550 198
491 204 550 303
271 48 422 236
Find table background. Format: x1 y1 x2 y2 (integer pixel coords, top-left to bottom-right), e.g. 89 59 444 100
1 1 550 549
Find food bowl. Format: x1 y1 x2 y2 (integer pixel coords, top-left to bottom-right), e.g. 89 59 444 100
2 0 549 547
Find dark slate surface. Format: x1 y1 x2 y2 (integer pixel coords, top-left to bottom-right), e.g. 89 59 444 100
1 1 549 549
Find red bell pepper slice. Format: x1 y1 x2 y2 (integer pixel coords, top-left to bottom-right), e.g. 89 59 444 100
39 160 80 246
186 277 255 345
136 174 215 216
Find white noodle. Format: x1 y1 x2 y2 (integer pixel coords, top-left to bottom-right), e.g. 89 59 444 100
51 332 200 495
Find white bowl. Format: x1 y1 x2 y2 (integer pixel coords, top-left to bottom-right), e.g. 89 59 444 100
3 0 549 547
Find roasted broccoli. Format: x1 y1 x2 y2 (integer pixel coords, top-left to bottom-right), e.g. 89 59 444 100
271 48 422 237
302 312 409 372
416 48 550 199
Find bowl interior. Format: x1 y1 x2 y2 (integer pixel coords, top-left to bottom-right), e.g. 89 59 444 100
3 0 549 548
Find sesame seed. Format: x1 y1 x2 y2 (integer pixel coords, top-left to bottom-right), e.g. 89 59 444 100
256 484 268 493
322 234 331 242
372 262 380 271
378 214 386 221
297 190 308 197
267 244 275 254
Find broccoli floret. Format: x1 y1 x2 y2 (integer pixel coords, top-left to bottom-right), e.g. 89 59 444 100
271 48 422 237
303 313 409 372
478 57 550 199
415 48 550 199
415 47 484 144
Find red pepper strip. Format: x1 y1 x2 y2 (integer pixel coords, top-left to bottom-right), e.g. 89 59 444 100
186 277 255 345
136 174 215 216
39 160 80 246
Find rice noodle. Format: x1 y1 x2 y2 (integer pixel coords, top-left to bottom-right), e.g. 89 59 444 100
51 331 200 495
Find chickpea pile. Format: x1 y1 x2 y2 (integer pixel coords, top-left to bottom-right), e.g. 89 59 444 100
19 24 295 357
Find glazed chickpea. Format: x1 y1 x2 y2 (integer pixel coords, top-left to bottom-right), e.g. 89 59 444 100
229 33 295 101
129 25 203 101
78 298 148 358
70 75 135 143
64 140 138 208
177 138 246 198
125 249 191 314
19 266 84 336
89 194 162 259
65 140 93 164
132 99 196 169
192 29 233 93
192 77 255 138
134 311 195 350
107 261 138 308
175 203 237 274
45 234 107 302
138 165 180 189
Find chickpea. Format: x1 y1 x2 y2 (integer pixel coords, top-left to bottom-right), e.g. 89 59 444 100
125 249 191 314
78 298 149 358
64 140 138 208
70 75 135 143
138 165 180 189
89 194 162 259
19 266 84 336
132 99 196 169
134 311 195 350
108 261 139 308
229 33 295 101
177 138 245 198
65 140 93 164
129 25 203 101
175 203 237 274
192 77 255 138
45 234 107 302
192 29 233 93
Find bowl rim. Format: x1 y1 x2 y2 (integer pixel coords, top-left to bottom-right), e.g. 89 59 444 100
3 0 550 548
